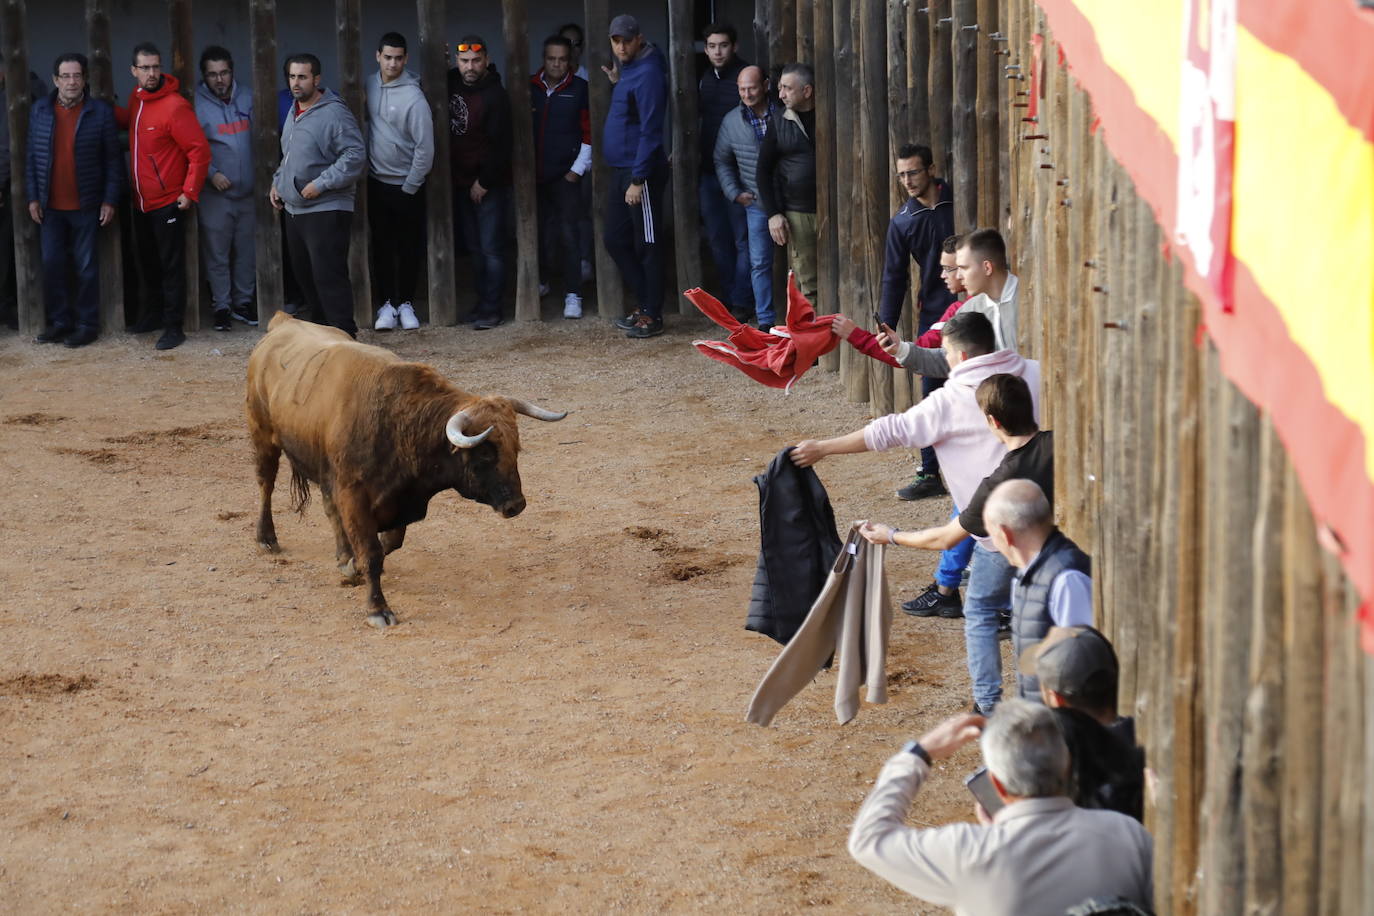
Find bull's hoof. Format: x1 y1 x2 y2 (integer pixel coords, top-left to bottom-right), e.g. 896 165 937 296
338 559 363 586
366 609 398 629
258 540 281 554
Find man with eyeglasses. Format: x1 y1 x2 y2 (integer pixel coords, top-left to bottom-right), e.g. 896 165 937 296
25 52 121 348
194 45 255 332
117 42 211 350
880 143 956 502
448 35 513 330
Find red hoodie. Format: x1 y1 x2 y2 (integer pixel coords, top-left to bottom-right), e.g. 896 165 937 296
117 74 211 212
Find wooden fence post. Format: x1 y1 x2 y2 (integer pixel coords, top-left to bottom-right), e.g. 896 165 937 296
416 0 455 325
247 0 283 329
835 0 865 402
502 0 540 322
950 0 977 231
582 0 622 319
2 0 40 336
860 0 891 414
168 0 202 331
667 0 701 315
888 0 915 412
85 0 125 336
812 0 839 371
334 0 371 331
927 0 954 183
975 0 999 228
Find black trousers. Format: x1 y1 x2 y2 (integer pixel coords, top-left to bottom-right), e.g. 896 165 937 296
285 209 356 336
367 177 426 306
144 202 188 329
537 176 582 297
603 164 667 318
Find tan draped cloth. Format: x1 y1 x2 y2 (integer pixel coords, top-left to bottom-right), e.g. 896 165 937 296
746 524 893 725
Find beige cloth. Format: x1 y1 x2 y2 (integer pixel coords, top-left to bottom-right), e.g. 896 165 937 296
746 524 892 725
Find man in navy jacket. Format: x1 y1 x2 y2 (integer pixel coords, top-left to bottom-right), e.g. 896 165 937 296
530 35 591 320
26 52 121 348
602 14 669 339
697 23 750 321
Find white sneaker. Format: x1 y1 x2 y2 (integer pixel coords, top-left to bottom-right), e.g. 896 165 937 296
580 259 593 283
563 293 583 319
397 301 420 330
538 281 551 297
374 301 398 331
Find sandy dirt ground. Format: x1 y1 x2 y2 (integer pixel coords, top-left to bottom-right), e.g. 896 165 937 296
0 311 1012 914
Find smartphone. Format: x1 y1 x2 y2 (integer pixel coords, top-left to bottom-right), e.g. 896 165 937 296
872 311 885 331
964 766 1004 816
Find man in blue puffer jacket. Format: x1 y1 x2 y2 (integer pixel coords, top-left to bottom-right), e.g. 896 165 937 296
26 52 122 348
601 14 669 339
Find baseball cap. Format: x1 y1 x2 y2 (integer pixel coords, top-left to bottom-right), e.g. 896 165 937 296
1018 625 1119 695
608 14 641 38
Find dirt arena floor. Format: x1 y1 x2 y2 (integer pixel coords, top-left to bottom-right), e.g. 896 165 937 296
0 309 1012 914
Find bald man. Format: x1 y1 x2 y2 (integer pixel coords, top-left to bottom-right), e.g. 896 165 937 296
713 63 777 329
983 479 1093 699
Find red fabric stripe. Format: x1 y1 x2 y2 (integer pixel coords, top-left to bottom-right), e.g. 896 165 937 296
1239 0 1374 145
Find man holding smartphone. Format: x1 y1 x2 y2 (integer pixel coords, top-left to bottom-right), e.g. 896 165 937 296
848 700 1153 914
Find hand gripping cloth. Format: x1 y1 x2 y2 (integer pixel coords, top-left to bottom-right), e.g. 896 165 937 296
746 523 893 726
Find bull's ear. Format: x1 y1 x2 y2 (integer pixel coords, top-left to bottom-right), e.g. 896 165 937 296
504 397 568 422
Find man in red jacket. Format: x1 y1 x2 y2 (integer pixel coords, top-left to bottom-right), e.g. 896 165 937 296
118 42 211 350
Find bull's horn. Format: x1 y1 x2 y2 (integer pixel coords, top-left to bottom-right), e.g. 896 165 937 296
506 398 568 422
445 411 493 449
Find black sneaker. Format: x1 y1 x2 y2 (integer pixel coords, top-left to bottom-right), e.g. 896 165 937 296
625 314 664 339
213 309 233 331
472 315 504 330
64 328 99 348
901 582 945 617
229 303 259 326
155 327 186 350
938 594 966 619
128 313 162 333
35 326 72 344
614 310 643 331
897 473 947 501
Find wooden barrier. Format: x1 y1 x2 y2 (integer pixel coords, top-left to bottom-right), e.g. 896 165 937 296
503 0 540 322
333 0 372 331
416 0 455 325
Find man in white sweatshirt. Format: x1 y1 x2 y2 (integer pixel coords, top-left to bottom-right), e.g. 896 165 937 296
792 310 1040 715
366 32 434 331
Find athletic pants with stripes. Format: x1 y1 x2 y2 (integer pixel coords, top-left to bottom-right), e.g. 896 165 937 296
603 164 666 319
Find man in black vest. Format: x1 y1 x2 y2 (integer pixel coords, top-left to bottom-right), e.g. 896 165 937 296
982 478 1092 699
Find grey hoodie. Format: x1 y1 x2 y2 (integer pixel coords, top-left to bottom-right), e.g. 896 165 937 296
273 89 365 214
364 69 434 194
195 79 254 200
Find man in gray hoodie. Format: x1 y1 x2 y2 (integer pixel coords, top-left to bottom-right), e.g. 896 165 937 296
270 53 365 336
366 32 433 332
195 46 255 331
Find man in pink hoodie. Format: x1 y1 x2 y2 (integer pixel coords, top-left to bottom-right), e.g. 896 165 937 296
792 310 1040 715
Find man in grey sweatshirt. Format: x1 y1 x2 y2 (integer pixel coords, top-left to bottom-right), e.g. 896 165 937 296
195 45 255 330
270 53 365 336
365 32 433 332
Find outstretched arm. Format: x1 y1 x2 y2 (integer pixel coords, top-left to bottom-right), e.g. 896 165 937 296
790 429 869 467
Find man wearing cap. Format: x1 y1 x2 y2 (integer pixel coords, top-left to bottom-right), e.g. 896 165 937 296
848 699 1154 912
1021 627 1145 820
602 13 670 339
982 478 1092 699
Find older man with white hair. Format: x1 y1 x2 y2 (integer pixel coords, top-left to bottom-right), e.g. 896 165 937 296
848 700 1153 914
984 478 1093 699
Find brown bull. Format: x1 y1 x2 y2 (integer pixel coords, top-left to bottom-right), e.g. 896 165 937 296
245 313 566 628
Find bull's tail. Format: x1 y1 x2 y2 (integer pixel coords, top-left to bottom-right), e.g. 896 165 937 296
288 459 312 515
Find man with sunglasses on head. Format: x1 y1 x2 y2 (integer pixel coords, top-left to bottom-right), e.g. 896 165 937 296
118 42 211 350
448 36 513 330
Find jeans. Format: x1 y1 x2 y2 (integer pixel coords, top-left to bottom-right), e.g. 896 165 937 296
965 543 1013 713
198 192 255 313
455 185 509 321
603 164 667 318
285 209 356 336
537 177 582 297
368 177 426 306
145 202 188 329
743 200 774 326
40 207 101 331
698 172 750 310
934 506 974 589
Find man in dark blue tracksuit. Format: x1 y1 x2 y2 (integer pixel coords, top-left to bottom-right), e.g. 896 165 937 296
531 35 591 320
601 14 669 339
